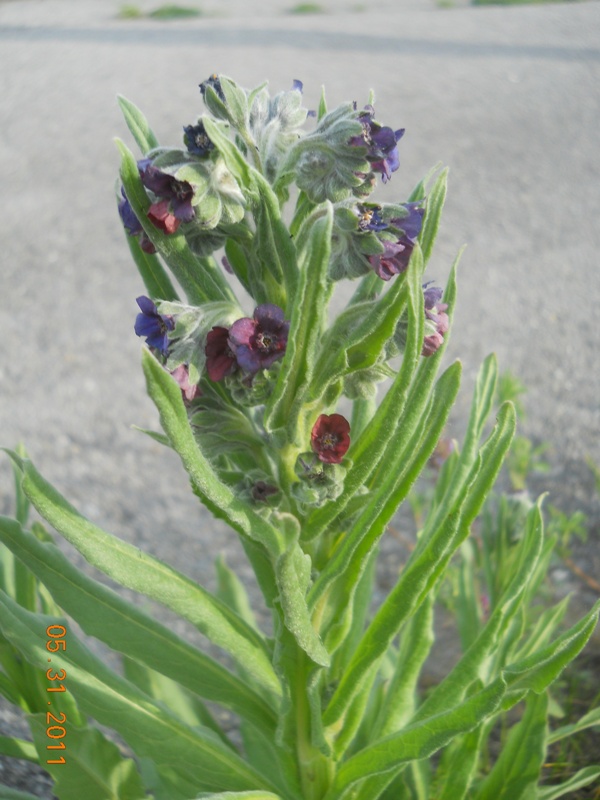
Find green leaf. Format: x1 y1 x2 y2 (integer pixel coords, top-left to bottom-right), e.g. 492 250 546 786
123 657 231 745
323 680 506 800
29 715 146 800
547 704 600 744
215 555 260 632
264 203 333 439
117 94 159 154
303 251 425 544
275 543 329 668
475 692 549 800
0 787 41 800
0 517 279 732
0 735 37 762
196 793 284 799
420 167 448 265
310 360 462 649
373 594 435 738
436 727 485 800
121 219 179 302
321 392 514 751
0 594 281 796
8 460 281 702
503 600 600 698
414 498 544 722
538 767 600 800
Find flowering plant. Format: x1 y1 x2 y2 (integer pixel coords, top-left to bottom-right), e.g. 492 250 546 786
0 75 599 800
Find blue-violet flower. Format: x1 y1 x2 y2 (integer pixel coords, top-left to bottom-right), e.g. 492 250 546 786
350 105 404 183
134 296 174 354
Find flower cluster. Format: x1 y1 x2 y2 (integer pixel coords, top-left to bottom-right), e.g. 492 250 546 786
124 74 450 510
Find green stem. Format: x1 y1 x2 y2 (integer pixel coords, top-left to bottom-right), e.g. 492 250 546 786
295 649 334 800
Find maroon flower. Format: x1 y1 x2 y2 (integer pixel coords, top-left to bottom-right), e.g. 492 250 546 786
311 414 351 464
170 364 202 403
228 304 289 374
147 199 181 235
205 326 237 382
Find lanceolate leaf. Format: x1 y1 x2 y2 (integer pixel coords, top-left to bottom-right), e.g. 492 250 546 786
0 595 282 796
413 498 544 722
420 167 448 265
546 705 600 744
473 692 548 800
264 203 333 440
323 680 506 800
121 223 179 303
8 461 281 701
321 399 515 747
0 735 37 762
29 715 147 800
0 517 279 732
117 95 160 154
537 767 600 800
309 360 462 643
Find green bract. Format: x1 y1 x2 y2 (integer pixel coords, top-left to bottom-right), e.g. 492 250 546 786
0 75 598 800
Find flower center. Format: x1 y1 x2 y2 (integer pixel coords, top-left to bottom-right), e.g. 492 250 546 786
320 432 338 450
255 331 277 352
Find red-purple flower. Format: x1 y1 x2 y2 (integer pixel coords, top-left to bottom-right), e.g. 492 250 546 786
228 304 290 374
350 106 404 183
422 283 449 357
205 326 237 382
368 203 425 281
311 414 351 464
138 159 195 226
171 364 202 403
134 296 174 354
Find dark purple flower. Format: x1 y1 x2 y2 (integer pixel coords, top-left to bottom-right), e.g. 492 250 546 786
349 105 404 183
311 414 351 464
138 160 195 223
183 121 214 157
228 304 290 374
118 188 157 254
134 296 174 354
368 203 425 281
422 282 449 357
200 73 225 102
205 326 237 382
171 364 202 403
252 480 279 502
